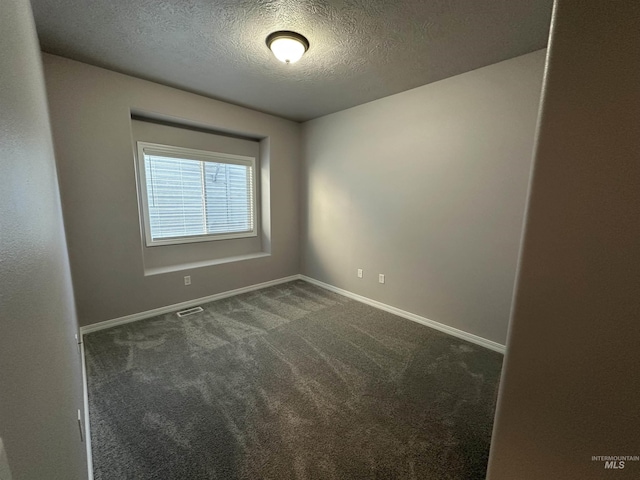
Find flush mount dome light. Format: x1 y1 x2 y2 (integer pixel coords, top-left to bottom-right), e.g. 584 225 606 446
266 31 309 64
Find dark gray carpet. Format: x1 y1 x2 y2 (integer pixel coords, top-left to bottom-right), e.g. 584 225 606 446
85 280 503 480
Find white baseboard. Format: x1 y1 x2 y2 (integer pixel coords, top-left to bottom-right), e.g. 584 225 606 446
79 275 301 335
80 273 505 354
300 275 506 354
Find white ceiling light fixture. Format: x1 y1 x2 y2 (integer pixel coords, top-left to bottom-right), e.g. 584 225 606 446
266 31 309 64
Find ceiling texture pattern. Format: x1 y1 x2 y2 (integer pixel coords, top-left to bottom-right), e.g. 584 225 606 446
31 0 553 121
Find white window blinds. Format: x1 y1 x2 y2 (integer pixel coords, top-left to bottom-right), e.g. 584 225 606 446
137 143 256 246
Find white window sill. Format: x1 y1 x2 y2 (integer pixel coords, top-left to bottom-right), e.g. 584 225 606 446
144 251 271 276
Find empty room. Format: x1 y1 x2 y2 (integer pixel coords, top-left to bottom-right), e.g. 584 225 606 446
1 1 639 479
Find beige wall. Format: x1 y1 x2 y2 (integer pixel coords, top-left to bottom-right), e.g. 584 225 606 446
43 54 301 327
301 50 546 346
0 1 87 478
488 1 640 478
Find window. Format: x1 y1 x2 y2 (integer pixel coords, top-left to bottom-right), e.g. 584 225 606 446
136 142 257 246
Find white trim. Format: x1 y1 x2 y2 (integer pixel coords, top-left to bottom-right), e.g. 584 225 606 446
80 339 94 480
135 141 258 247
139 142 255 166
299 275 506 354
79 275 301 335
143 252 271 276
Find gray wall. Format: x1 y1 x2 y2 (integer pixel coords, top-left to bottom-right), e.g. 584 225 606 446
43 54 301 327
301 50 546 346
0 1 87 478
488 1 640 478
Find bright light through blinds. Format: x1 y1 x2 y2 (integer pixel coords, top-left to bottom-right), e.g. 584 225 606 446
143 153 254 242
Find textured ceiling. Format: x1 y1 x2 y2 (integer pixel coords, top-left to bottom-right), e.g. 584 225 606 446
31 0 553 122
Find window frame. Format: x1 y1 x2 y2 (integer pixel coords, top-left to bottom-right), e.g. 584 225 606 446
135 141 258 247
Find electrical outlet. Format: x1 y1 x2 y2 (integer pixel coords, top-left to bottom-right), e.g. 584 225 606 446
378 274 385 284
184 275 191 286
357 268 363 278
